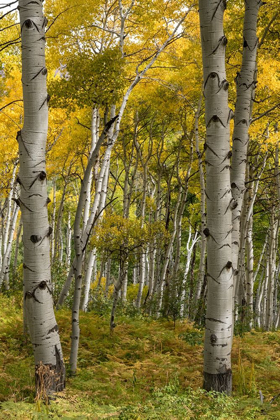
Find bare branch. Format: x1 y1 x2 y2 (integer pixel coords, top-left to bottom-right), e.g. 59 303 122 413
0 99 23 113
0 1 17 9
259 11 279 48
251 103 280 123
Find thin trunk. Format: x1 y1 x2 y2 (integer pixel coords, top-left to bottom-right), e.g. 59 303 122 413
13 218 22 272
2 202 19 290
81 248 96 312
180 230 199 317
51 180 56 261
265 209 278 330
66 212 72 269
194 93 207 307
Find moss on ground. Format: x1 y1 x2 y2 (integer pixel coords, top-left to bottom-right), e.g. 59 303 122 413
0 294 280 419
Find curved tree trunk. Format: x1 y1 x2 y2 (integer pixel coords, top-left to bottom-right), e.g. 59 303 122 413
18 0 65 393
199 0 233 394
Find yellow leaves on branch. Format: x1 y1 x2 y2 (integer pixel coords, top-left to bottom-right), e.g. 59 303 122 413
91 213 168 253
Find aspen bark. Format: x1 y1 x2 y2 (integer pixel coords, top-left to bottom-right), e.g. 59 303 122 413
66 212 72 269
231 0 261 318
180 229 199 317
199 0 233 394
2 163 17 263
18 0 65 392
194 94 207 308
265 208 278 330
1 202 19 290
13 218 22 272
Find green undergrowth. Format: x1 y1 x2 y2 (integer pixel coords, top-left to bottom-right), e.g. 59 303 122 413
1 294 280 419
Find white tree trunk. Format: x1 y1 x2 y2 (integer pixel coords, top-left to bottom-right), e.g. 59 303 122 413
18 0 65 392
66 212 72 269
81 248 96 312
51 180 56 261
13 217 22 272
1 201 19 290
199 0 233 394
231 0 261 321
180 229 199 317
2 163 17 261
194 94 207 306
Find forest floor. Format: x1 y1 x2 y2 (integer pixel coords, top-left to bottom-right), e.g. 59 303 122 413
1 293 280 419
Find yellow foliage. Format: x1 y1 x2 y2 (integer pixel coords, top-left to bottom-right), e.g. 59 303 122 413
90 275 114 298
126 284 149 303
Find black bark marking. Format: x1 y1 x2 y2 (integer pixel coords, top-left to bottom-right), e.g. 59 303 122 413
206 318 226 324
204 71 220 89
203 228 210 237
47 324 58 334
17 198 33 212
54 345 65 390
221 150 232 163
243 37 258 51
38 171 47 181
227 109 234 123
224 198 238 214
25 290 42 304
236 118 248 126
233 137 242 143
30 67 47 81
25 281 53 304
16 176 25 190
204 142 219 157
207 273 221 284
221 189 231 199
23 263 35 272
42 17 48 28
28 194 43 198
220 165 231 172
30 235 42 244
45 197 51 206
17 131 31 158
29 171 47 189
47 226 53 237
221 79 229 91
205 190 211 200
211 0 227 20
239 81 256 91
39 94 50 110
22 19 40 33
218 261 233 278
224 228 233 240
218 243 231 249
207 115 226 127
210 35 227 55
23 19 33 29
210 334 217 344
33 160 46 167
12 198 20 207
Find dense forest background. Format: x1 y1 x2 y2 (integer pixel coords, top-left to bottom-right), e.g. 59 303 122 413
0 0 280 418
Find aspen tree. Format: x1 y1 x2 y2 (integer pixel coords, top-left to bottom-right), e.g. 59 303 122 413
18 0 65 392
231 0 261 317
199 0 233 394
